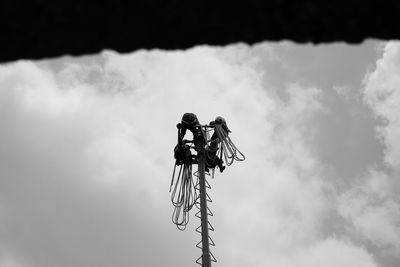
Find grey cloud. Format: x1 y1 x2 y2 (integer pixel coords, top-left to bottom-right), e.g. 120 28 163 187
334 41 400 267
0 42 388 267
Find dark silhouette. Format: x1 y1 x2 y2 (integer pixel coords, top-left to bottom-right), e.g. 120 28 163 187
2 1 400 62
177 113 206 152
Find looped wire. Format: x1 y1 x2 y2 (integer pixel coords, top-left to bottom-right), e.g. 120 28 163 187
214 124 246 166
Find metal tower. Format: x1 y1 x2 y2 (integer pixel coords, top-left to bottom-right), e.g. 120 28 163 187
195 138 215 267
170 114 245 267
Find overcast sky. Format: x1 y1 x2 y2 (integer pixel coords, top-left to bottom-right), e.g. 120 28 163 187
0 40 399 267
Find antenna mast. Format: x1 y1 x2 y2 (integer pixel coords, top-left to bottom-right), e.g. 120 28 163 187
196 137 212 266
170 113 245 266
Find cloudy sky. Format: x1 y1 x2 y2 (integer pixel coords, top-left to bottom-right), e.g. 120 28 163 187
0 40 399 267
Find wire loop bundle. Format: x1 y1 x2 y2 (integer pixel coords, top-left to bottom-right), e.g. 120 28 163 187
170 162 198 230
214 124 246 166
170 119 246 230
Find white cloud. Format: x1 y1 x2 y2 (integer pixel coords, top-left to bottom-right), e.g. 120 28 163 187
292 238 377 267
363 41 400 169
0 257 28 267
0 43 384 267
338 169 400 249
253 238 377 267
336 41 400 261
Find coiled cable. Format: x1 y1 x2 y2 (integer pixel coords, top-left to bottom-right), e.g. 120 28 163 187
170 162 199 230
214 124 246 166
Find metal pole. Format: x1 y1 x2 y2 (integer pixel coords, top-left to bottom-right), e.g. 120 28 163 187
198 148 211 267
